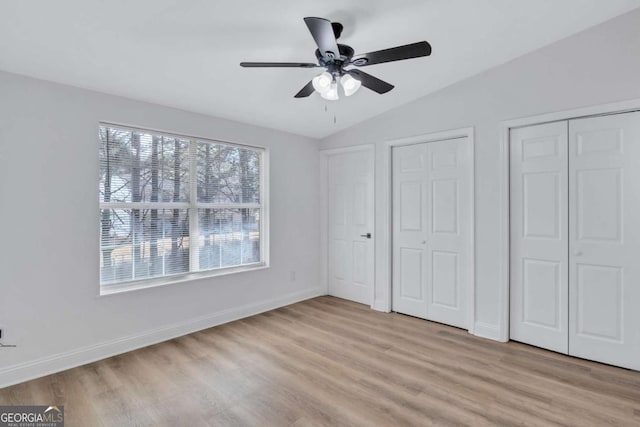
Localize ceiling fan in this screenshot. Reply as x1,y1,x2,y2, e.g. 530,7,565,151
240,17,432,100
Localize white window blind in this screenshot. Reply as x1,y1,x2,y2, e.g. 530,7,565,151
99,124,265,288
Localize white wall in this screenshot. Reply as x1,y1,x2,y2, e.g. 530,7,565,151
0,71,322,387
320,10,640,340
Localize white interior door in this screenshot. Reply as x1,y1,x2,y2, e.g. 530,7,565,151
392,137,472,329
327,149,374,305
568,112,640,370
510,122,569,354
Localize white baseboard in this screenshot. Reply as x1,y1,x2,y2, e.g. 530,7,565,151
473,321,507,342
0,287,325,389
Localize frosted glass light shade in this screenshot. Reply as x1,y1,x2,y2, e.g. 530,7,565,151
321,82,339,100
340,74,361,96
312,72,332,93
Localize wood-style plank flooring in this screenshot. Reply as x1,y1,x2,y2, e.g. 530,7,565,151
2,296,640,426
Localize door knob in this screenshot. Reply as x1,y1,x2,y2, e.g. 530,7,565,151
360,233,372,239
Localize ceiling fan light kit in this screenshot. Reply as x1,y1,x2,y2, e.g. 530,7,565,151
313,73,362,99
240,17,432,100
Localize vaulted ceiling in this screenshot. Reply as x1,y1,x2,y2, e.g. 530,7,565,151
1,0,638,138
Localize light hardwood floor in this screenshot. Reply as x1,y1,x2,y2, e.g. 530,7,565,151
2,296,640,426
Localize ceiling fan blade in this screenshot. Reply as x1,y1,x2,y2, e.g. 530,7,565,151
294,81,315,98
347,69,394,94
240,62,319,68
304,17,340,61
351,41,432,66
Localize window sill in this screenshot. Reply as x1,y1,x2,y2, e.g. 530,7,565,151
98,262,269,296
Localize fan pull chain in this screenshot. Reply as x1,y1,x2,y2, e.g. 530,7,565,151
323,103,336,124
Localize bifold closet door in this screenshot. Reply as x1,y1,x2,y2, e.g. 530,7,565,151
568,112,640,371
392,138,472,329
510,122,569,354
393,142,429,318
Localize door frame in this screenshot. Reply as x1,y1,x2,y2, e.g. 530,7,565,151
499,97,640,342
384,127,476,333
320,144,376,308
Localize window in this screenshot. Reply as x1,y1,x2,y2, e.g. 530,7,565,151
99,124,266,292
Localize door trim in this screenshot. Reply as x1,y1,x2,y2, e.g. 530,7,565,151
383,127,476,334
320,144,376,308
499,97,640,343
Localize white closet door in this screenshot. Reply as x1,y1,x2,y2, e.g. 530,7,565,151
328,149,375,305
427,138,472,328
393,138,472,329
510,122,569,354
568,112,640,370
393,143,429,318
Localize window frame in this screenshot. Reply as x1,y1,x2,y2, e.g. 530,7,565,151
98,122,270,296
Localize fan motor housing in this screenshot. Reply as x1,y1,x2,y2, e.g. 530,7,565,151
316,44,355,66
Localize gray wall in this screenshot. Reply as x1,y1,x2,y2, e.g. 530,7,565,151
320,9,640,338
0,71,321,386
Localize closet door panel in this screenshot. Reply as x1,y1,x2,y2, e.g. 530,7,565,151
392,143,429,318
510,122,569,354
426,138,472,329
569,112,640,370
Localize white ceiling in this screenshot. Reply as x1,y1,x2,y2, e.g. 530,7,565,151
1,1,639,139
